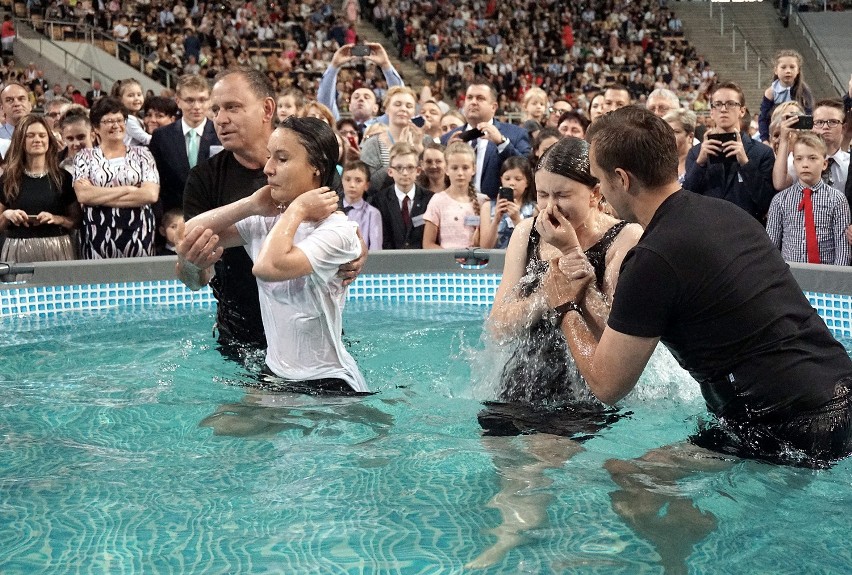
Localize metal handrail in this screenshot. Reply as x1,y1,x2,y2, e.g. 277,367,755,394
33,18,179,90
707,5,771,90
14,18,117,87
794,12,846,96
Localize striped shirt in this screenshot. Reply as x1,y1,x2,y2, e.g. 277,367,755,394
766,180,851,265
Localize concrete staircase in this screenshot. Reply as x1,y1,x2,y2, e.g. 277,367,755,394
671,1,841,110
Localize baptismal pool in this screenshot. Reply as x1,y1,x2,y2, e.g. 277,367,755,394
2,296,852,574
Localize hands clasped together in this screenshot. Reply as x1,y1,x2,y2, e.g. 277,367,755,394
534,205,594,312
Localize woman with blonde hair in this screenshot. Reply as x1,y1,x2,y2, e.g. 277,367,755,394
359,86,423,190
662,108,696,184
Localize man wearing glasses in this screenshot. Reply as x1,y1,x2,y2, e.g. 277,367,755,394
43,97,71,145
684,82,776,221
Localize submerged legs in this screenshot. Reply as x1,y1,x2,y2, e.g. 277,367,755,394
605,443,731,575
467,434,583,569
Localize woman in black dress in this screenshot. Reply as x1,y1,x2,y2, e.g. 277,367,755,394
469,137,643,568
0,114,80,277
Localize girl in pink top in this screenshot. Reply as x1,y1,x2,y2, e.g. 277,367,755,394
423,142,488,249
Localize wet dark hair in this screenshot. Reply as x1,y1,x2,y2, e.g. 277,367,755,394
279,116,339,189
536,136,599,188
585,105,678,189
90,96,127,127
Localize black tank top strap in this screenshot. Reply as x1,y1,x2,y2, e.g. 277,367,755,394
584,220,628,289
526,222,542,264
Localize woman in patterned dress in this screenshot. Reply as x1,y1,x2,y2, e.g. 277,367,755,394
73,97,160,259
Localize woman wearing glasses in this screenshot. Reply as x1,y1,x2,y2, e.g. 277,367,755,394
0,114,81,275
73,97,160,259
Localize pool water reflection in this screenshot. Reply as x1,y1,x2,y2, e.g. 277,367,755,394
1,302,850,573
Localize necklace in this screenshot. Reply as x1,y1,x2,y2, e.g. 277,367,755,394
24,169,48,178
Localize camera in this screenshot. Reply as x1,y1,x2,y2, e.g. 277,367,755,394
410,115,426,128
459,128,484,142
792,115,813,130
498,187,514,201
351,44,371,58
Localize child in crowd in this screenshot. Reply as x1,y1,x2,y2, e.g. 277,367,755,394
766,132,850,266
521,87,548,125
479,156,537,249
111,78,150,147
276,88,305,124
58,105,94,175
423,142,488,249
341,161,382,251
369,142,434,249
181,117,367,393
157,208,184,256
758,50,813,142
417,142,447,194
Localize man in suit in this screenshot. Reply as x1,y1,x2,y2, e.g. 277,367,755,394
369,142,434,249
683,82,775,221
441,81,531,199
149,74,220,213
85,80,103,108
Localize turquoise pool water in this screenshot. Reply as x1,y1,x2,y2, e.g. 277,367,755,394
1,301,851,574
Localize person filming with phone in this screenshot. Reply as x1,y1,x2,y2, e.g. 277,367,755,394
441,80,532,200
683,82,776,221
317,42,404,130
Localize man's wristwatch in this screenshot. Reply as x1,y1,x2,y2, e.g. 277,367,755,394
554,300,582,315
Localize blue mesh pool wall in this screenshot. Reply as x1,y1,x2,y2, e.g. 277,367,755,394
1,252,851,339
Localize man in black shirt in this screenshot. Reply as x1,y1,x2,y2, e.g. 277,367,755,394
177,68,364,352
553,106,852,464
546,105,852,572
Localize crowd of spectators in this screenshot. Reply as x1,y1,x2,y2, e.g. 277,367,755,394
363,0,719,117
32,0,386,103
1,0,851,272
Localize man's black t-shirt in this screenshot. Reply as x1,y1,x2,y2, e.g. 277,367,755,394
184,150,267,348
609,190,852,421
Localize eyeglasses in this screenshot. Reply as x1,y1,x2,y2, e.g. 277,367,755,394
813,119,843,128
100,118,125,126
390,165,417,173
46,112,62,118
710,100,742,110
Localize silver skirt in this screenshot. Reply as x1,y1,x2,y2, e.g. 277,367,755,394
0,234,78,281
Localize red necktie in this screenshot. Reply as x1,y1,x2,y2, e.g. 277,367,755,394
797,187,821,264
401,195,411,229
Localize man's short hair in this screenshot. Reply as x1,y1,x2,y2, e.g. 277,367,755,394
468,78,498,103
647,88,680,109
712,81,746,107
176,74,210,96
389,142,420,162
214,66,275,101
585,106,679,189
